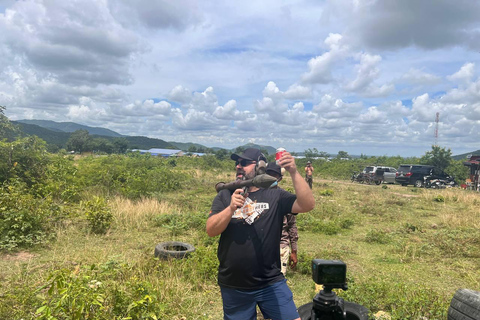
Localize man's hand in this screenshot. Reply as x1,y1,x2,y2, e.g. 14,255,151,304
289,251,297,269
278,151,297,174
230,188,247,210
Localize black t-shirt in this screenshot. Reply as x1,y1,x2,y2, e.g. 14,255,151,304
209,188,297,290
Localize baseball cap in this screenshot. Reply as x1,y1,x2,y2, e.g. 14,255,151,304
266,161,282,176
231,148,264,162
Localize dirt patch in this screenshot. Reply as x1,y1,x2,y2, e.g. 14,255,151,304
2,251,36,261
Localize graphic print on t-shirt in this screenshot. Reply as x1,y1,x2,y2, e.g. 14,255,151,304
232,197,269,225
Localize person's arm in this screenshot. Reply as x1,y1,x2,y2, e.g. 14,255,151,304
206,189,245,237
287,215,298,268
279,152,315,213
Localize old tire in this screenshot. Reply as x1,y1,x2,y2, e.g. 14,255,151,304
154,241,195,260
298,301,369,320
414,179,423,188
448,288,480,320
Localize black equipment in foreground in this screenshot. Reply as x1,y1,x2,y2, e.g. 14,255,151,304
297,259,369,320
215,174,278,193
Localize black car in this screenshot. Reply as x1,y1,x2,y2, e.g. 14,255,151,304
395,164,450,187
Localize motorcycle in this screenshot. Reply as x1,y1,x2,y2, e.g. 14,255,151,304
424,175,457,189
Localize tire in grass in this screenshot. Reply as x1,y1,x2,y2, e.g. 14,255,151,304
297,301,369,320
154,241,195,260
448,288,480,320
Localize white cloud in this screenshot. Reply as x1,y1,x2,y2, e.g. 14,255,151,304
301,33,349,84
400,68,441,85
213,99,250,120
2,0,480,156
284,84,311,100
448,62,475,83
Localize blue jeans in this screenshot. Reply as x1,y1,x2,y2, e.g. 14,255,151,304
220,279,299,320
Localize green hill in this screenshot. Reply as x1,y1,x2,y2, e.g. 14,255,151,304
124,136,174,150
17,120,123,137
240,143,276,156
168,141,211,151
452,150,480,161
13,121,70,147
13,121,175,151
13,119,277,154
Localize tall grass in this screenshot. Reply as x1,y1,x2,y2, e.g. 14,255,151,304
111,197,184,230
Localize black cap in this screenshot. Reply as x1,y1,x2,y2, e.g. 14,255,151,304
231,148,264,162
266,161,282,176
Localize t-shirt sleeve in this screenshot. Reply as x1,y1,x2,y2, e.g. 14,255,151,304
278,188,297,215
209,189,231,217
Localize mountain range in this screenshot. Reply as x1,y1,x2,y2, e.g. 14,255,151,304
14,119,477,158
13,120,277,154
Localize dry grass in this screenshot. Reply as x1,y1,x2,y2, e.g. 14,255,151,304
110,197,184,230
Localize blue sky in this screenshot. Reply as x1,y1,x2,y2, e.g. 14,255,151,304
1,0,480,156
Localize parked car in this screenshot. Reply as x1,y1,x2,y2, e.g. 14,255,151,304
382,167,397,184
395,164,450,187
357,166,397,185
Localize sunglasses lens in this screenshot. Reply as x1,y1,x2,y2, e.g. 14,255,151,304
236,159,252,166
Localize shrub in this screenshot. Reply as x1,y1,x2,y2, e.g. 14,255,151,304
83,196,113,234
365,230,392,244
0,179,59,250
319,189,334,196
36,268,106,319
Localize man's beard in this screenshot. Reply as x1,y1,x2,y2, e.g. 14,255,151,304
236,168,255,180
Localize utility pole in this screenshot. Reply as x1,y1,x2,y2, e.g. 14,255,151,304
434,112,439,146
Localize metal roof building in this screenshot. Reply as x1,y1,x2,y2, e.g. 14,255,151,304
131,148,183,157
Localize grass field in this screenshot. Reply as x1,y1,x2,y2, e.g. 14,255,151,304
1,167,479,319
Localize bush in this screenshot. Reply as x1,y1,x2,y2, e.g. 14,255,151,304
365,230,392,244
83,196,113,234
0,179,60,250
319,189,334,196
74,155,192,199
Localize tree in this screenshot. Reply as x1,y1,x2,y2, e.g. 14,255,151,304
112,137,129,154
337,151,349,159
215,148,229,160
90,137,114,154
420,145,452,171
304,148,320,158
0,106,17,139
318,151,330,159
66,130,91,153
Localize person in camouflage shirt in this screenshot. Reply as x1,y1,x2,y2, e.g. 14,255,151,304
266,162,299,276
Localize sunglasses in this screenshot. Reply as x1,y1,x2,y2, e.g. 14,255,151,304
235,159,256,167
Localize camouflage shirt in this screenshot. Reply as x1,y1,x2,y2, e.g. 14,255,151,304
280,213,298,251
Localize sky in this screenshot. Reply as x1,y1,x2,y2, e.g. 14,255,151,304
1,0,480,157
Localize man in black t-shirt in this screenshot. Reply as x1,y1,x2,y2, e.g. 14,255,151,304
207,148,315,320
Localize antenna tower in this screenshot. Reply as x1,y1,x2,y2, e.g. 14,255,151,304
434,112,439,146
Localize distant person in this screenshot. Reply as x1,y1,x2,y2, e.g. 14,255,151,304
266,162,299,276
305,161,314,189
206,148,315,320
